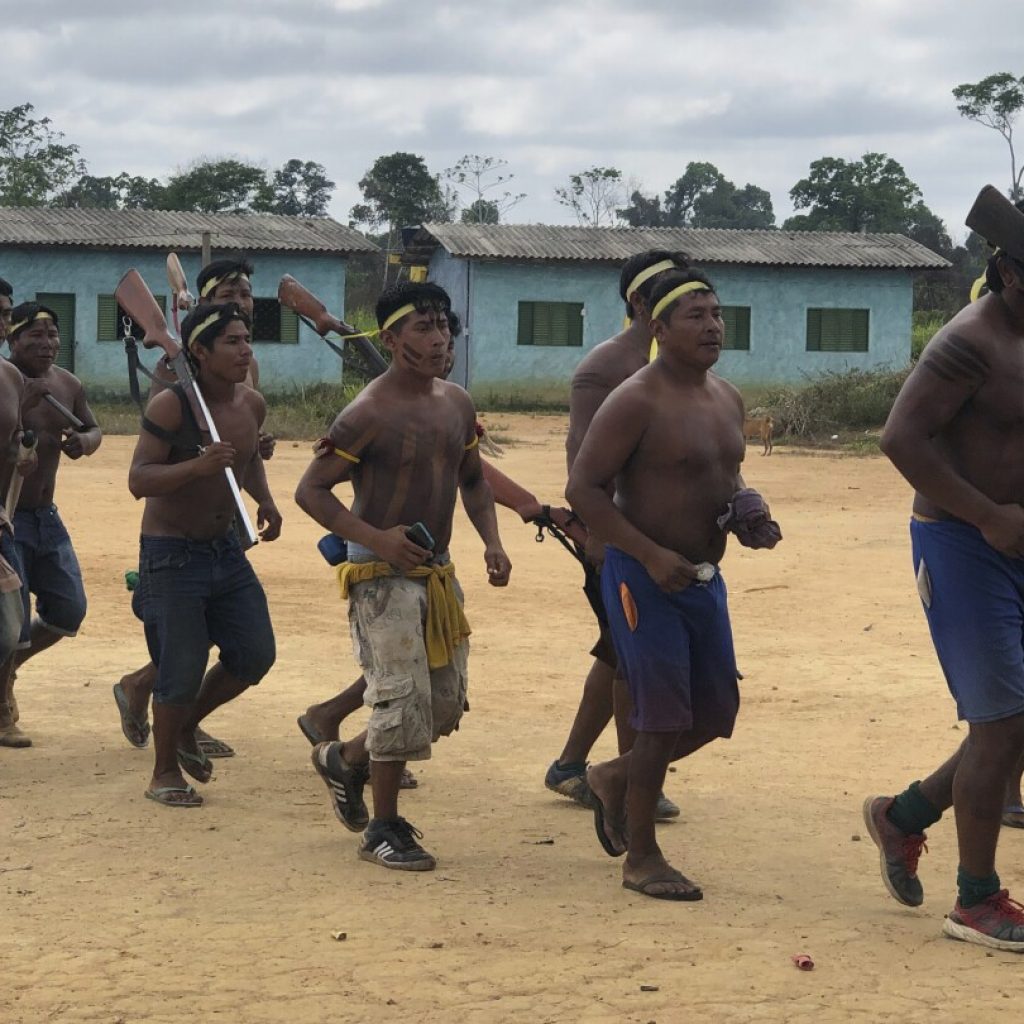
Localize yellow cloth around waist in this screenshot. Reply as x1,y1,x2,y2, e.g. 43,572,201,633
336,560,471,670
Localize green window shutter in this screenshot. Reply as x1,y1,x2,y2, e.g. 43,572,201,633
807,308,869,352
97,295,118,341
279,307,299,343
516,301,583,347
721,306,751,351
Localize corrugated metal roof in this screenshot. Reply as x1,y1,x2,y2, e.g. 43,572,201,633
0,207,378,255
412,223,949,270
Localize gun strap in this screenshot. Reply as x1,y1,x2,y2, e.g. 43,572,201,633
124,336,159,411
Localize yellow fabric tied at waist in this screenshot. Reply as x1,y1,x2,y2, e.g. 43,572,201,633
336,560,471,670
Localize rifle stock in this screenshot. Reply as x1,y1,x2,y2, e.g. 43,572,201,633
166,253,195,312
115,270,180,354
278,275,388,377
5,430,36,517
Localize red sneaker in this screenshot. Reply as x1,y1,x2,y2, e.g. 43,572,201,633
862,796,927,906
943,889,1024,952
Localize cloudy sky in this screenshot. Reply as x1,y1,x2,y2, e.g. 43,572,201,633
4,0,1021,240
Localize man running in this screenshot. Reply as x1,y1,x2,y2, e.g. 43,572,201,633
128,301,279,807
3,303,102,743
113,258,275,758
863,195,1024,951
546,250,688,822
567,267,780,900
295,281,510,870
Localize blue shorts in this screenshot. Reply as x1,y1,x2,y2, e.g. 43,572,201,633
13,505,87,642
0,527,25,656
911,518,1024,723
139,533,276,706
600,545,739,736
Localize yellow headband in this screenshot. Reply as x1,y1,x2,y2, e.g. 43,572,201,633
381,303,417,332
8,310,53,336
200,272,250,298
186,311,228,349
625,259,677,301
651,281,711,322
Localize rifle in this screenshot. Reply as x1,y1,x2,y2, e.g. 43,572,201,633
481,460,588,562
5,430,36,517
43,394,86,431
166,253,196,335
277,274,388,376
114,269,259,548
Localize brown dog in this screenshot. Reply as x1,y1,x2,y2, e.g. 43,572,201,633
743,414,774,456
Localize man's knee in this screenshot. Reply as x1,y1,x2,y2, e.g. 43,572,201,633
221,631,276,686
968,715,1024,765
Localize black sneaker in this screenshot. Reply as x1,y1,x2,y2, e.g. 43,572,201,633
359,817,436,871
311,742,369,832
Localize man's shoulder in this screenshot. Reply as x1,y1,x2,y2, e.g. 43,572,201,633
0,358,21,387
50,366,84,393
572,336,639,389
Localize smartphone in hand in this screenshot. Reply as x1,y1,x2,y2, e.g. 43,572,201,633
405,521,435,552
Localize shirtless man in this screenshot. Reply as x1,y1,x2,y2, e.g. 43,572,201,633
114,258,275,758
128,302,279,806
295,281,510,869
2,304,102,744
546,251,687,820
0,314,36,746
863,218,1024,949
567,268,780,900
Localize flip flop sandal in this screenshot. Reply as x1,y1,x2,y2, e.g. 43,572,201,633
145,785,203,808
177,745,214,784
622,869,703,901
400,767,418,789
112,682,150,749
296,713,327,747
1003,804,1024,829
195,727,235,759
591,792,627,858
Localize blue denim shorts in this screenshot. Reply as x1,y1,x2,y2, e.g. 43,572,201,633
139,533,276,706
601,545,739,737
911,518,1024,723
13,505,87,643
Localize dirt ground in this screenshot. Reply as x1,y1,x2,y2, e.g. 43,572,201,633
2,416,1020,1024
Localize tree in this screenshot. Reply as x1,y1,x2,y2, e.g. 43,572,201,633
256,159,334,217
349,152,451,232
554,166,623,227
0,103,86,206
784,152,927,233
953,72,1024,201
618,163,775,229
461,198,500,224
444,154,525,224
162,158,269,214
57,172,165,210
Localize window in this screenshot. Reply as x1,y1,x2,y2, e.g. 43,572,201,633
806,308,869,352
517,301,584,347
35,292,75,372
720,305,751,351
251,298,299,343
97,294,166,342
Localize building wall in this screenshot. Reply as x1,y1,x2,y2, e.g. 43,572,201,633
427,249,470,387
0,247,349,391
453,258,915,393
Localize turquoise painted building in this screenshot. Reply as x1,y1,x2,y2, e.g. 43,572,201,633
403,224,949,392
0,208,377,391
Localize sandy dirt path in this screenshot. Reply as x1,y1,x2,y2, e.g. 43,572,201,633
2,418,1019,1023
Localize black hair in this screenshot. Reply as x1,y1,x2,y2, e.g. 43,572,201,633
0,277,12,300
8,301,59,339
196,258,255,298
181,301,251,354
375,281,452,330
447,310,462,339
647,268,717,323
619,250,690,318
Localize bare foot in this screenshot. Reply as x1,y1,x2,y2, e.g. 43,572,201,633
587,762,628,855
177,731,214,784
622,851,702,900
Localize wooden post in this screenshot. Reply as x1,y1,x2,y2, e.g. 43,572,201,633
201,231,212,267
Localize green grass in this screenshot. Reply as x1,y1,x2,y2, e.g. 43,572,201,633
911,311,945,361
